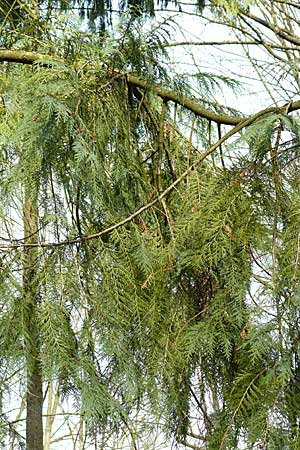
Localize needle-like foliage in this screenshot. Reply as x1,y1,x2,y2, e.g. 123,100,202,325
1,2,300,450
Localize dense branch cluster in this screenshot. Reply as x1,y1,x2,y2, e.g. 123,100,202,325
0,1,300,450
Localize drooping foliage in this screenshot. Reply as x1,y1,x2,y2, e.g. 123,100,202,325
1,1,300,450
0,15,221,448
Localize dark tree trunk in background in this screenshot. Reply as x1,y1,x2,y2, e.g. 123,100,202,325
23,190,43,450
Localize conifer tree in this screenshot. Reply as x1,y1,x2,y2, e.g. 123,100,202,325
0,1,300,449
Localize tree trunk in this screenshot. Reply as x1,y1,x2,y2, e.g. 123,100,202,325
23,191,43,450
26,363,43,450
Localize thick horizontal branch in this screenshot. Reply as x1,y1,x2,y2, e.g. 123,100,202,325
0,48,244,125
0,49,60,64
2,48,300,126
1,49,300,251
126,73,300,122
125,72,243,125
